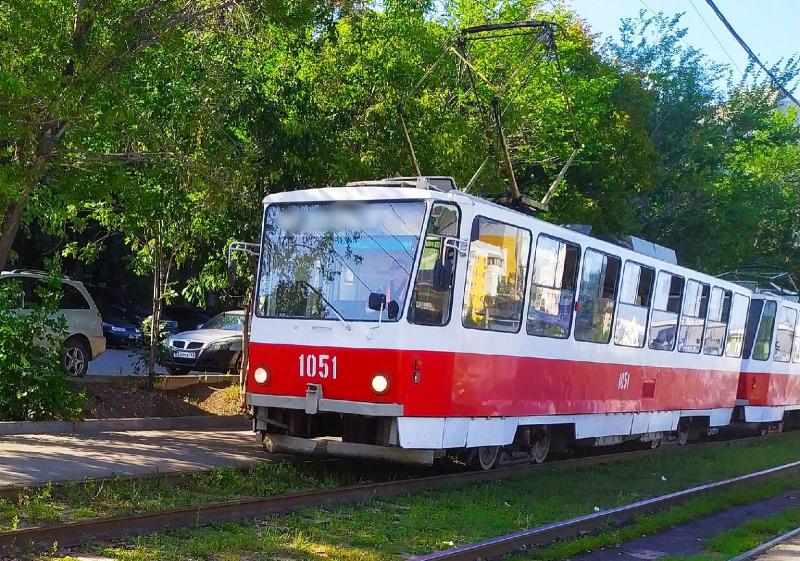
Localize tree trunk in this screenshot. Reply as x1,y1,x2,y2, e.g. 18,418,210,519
147,246,163,390
0,200,26,271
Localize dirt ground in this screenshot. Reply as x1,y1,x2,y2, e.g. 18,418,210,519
82,381,242,418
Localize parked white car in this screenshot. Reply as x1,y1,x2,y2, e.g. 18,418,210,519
0,270,106,377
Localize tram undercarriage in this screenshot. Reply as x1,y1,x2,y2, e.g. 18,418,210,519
251,405,726,469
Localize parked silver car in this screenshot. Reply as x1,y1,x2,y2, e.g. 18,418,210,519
1,269,106,377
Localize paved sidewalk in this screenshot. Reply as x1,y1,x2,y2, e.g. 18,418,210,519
0,429,266,487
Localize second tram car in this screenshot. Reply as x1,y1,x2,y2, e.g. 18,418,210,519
736,294,800,428
245,176,752,468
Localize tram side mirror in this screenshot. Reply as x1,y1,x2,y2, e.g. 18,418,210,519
368,292,387,312
387,300,400,320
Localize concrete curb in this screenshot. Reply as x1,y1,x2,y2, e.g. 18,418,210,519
0,414,249,436
78,374,239,390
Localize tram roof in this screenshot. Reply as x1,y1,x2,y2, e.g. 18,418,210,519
263,185,750,295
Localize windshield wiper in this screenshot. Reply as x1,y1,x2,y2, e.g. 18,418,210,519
300,281,352,331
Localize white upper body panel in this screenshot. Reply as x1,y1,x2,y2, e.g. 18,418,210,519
254,184,750,373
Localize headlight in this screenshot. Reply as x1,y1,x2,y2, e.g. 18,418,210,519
371,374,389,394
253,367,269,384
207,340,234,352
111,326,127,333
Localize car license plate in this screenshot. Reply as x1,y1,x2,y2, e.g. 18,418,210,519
174,351,196,359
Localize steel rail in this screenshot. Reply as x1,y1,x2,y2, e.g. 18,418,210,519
727,526,800,561
0,435,778,551
413,460,800,561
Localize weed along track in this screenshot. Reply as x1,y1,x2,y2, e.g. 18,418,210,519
0,434,796,553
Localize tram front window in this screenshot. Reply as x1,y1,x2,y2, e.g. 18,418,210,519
257,201,426,322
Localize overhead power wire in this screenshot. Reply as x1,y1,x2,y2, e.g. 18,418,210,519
685,0,742,75
703,0,800,106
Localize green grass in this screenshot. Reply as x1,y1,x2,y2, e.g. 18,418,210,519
512,476,799,561
663,507,800,561
0,460,402,531
23,432,800,561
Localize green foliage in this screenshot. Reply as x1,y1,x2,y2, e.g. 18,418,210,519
0,277,84,421
3,1,799,303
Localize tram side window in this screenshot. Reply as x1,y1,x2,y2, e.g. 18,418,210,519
753,300,777,361
408,203,461,326
574,249,621,343
725,293,750,358
703,287,731,356
462,217,531,333
773,306,797,363
677,280,709,354
527,235,579,339
741,299,764,360
648,272,684,351
614,262,654,348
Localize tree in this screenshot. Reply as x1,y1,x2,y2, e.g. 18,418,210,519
0,0,328,270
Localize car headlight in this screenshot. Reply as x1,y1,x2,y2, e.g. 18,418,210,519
207,339,236,352
371,374,389,394
253,367,269,384
111,326,127,333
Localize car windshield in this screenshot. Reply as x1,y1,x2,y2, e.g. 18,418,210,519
203,312,244,331
257,200,427,322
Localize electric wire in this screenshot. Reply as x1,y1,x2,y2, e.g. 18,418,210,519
703,0,799,106
685,0,742,75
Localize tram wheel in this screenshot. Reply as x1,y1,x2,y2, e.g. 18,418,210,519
531,429,551,464
476,445,500,470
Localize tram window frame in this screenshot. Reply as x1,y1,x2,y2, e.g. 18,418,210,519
461,215,532,334
574,248,622,344
255,199,428,323
725,293,750,358
614,260,655,348
648,271,685,352
773,305,797,363
407,202,462,328
526,234,581,340
752,300,777,361
703,287,731,356
677,279,710,354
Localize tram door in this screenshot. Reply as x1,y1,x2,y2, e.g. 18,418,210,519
407,203,461,326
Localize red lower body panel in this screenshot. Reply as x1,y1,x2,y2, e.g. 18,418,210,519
248,342,739,418
738,372,800,406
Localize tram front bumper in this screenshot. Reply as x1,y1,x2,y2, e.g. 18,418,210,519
246,387,403,417
261,433,434,465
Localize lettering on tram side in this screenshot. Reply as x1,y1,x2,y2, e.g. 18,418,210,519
618,371,630,391
299,353,338,379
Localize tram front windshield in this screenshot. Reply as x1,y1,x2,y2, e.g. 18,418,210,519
257,200,427,322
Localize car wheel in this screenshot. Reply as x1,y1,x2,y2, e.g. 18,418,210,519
165,366,191,376
61,338,89,378
230,353,243,375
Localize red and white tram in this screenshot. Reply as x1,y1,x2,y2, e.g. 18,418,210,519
736,294,800,428
245,177,752,467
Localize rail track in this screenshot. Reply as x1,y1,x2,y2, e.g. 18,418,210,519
727,526,800,561
0,433,784,552
413,460,800,561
